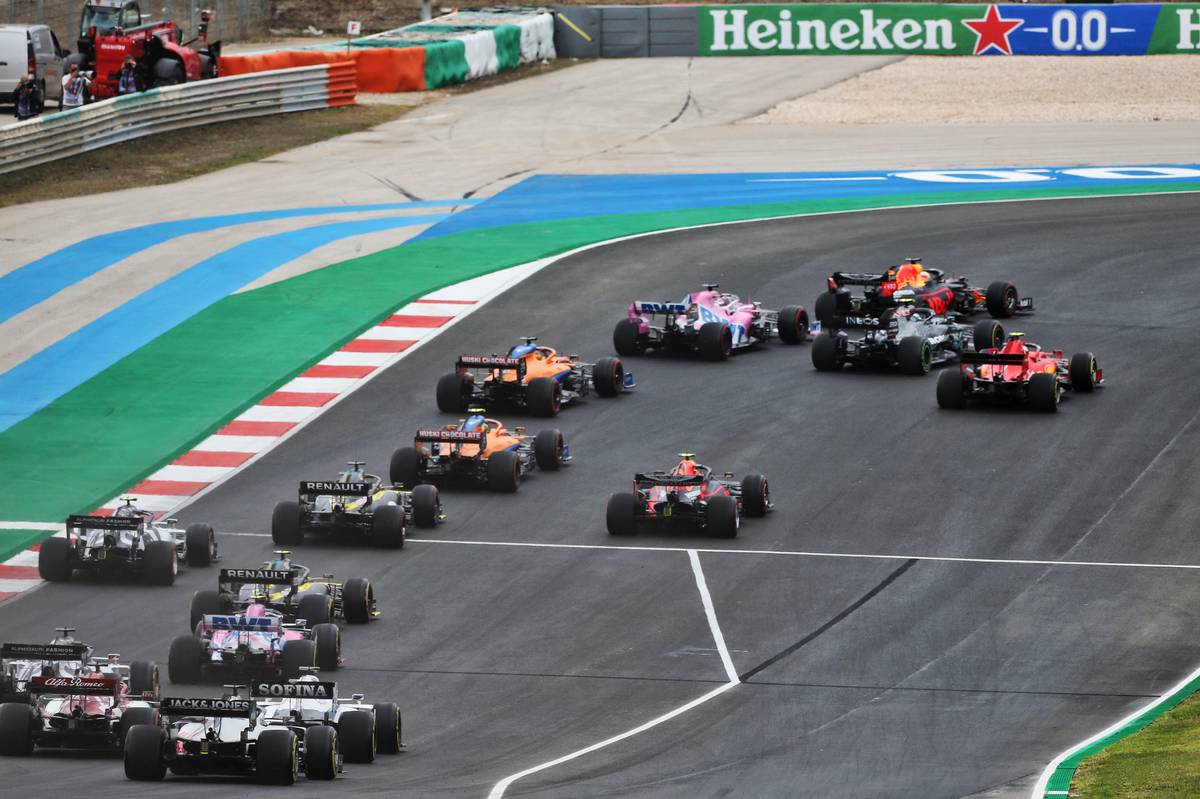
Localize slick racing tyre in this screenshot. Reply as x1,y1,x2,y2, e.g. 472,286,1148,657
592,357,625,397
436,372,472,413
341,577,373,624
37,535,73,582
280,640,317,680
698,322,732,361
256,729,299,785
1028,373,1061,413
741,474,770,517
1070,352,1099,392
811,333,843,372
488,450,521,493
118,706,159,749
128,661,160,698
189,589,224,630
936,369,970,409
340,709,375,763
313,623,341,672
123,724,166,781
534,429,564,471
973,319,1005,352
813,292,839,327
898,336,932,376
272,501,303,546
985,281,1020,318
374,702,402,754
0,703,34,756
707,495,739,539
606,493,637,536
304,725,338,780
777,305,809,344
527,377,562,417
412,484,440,528
298,593,333,626
143,540,177,587
371,505,406,549
613,318,646,356
389,447,421,488
168,635,204,684
184,523,215,567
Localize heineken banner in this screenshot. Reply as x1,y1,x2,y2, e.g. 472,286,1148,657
700,3,1200,56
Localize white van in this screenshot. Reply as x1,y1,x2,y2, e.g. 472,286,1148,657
0,24,67,106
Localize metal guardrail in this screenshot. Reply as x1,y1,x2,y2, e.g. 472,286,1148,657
0,62,356,176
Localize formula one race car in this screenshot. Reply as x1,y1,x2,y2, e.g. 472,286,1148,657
614,284,810,361
936,333,1103,412
606,454,771,538
189,551,378,630
437,337,633,416
812,298,1006,375
39,498,217,586
0,654,160,755
252,675,401,762
168,610,341,683
1,628,92,703
815,258,1033,327
390,412,570,493
272,462,442,549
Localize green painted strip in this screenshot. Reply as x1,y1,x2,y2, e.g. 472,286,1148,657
494,24,523,72
0,530,49,564
423,39,470,88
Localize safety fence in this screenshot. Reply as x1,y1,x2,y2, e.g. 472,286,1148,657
0,61,355,175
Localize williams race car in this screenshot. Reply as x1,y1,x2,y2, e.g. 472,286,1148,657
606,454,771,538
39,498,217,586
1,628,92,703
812,298,1006,375
437,337,633,416
390,412,570,493
936,332,1103,412
252,675,401,762
272,461,442,549
614,283,810,361
168,609,341,683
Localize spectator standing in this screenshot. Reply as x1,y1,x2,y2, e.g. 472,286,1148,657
116,55,143,96
61,63,91,110
13,75,42,121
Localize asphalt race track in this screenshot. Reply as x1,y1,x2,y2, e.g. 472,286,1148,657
3,193,1199,798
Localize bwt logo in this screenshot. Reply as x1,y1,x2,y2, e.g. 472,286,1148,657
637,302,688,315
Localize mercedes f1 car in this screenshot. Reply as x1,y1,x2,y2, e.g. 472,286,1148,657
606,454,771,538
936,332,1103,412
390,412,570,493
814,258,1033,327
613,284,810,361
1,628,92,703
812,298,1006,375
168,610,341,683
39,499,217,586
252,675,401,763
189,551,378,630
272,462,442,549
437,337,633,416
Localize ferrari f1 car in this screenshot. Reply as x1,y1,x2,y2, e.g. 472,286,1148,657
252,675,401,762
39,498,217,586
438,337,633,416
272,461,442,549
1,628,92,703
606,454,771,538
168,610,341,683
390,412,570,493
812,298,1006,375
613,284,810,361
936,332,1103,412
0,654,160,755
814,258,1033,327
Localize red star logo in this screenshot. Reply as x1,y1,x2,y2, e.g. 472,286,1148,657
962,5,1023,55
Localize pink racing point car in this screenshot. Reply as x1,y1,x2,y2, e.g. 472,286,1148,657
613,283,811,361
167,609,340,684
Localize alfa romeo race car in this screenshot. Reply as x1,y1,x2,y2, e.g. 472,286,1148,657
814,258,1033,326
253,675,402,762
606,454,771,538
390,412,570,493
613,284,810,361
168,610,341,683
272,462,442,549
39,498,217,586
936,332,1103,412
437,337,633,416
812,298,1006,375
1,628,92,703
188,552,378,630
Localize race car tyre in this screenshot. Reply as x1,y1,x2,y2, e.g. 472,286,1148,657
1070,352,1099,393
412,484,440,528
389,447,421,488
298,593,333,626
0,703,34,756
698,322,732,361
778,305,809,344
304,724,338,780
534,429,564,471
593,357,625,397
167,635,204,684
814,292,839,327
707,495,739,539
314,623,341,672
189,589,224,631
488,450,522,493
37,535,72,582
342,577,373,624
257,728,299,785
613,318,646,356
527,377,562,417
118,706,159,748
936,369,970,409
129,661,159,698
811,333,843,372
340,709,375,763
436,372,472,413
123,724,166,780
184,523,215,567
1029,373,1061,413
741,474,770,518
985,281,1020,318
281,639,317,680
144,540,177,586
374,702,402,754
606,493,638,536
272,501,304,546
973,319,1005,352
371,504,406,549
898,336,932,376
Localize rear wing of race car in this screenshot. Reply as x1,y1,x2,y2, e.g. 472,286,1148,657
829,272,885,288
415,429,485,445
28,675,121,696
202,615,282,634
299,481,372,498
632,301,689,316
219,568,295,587
251,681,336,700
1,643,89,662
633,473,706,488
65,514,141,532
456,355,526,379
161,696,256,718
828,313,896,331
961,352,1027,366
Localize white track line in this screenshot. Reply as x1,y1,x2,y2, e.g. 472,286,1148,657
688,550,738,683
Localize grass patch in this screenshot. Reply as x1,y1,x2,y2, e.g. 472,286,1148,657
1071,694,1200,798
0,103,412,209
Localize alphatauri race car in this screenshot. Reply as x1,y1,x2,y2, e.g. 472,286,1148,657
1,628,92,703
606,454,771,538
437,337,633,416
614,284,810,361
252,675,401,763
168,609,341,683
390,412,570,493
